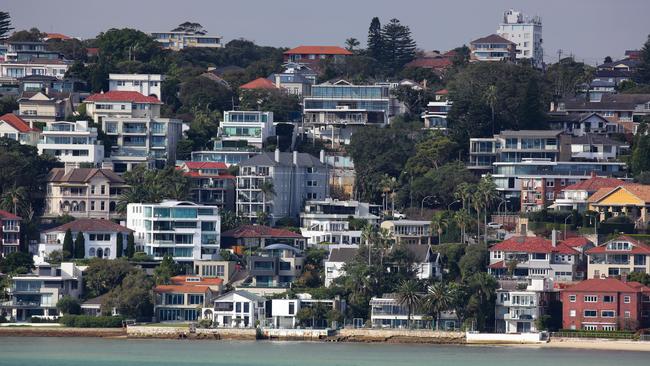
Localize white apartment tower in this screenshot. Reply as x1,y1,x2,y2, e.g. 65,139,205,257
496,9,543,68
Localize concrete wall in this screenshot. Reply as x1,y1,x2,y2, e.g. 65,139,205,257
466,332,546,344
127,325,257,340
337,328,465,343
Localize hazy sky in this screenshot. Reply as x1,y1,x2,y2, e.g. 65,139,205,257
4,0,650,65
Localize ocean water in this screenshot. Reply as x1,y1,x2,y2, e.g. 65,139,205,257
0,337,646,366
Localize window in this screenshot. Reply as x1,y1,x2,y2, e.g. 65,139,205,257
584,310,597,317
624,296,631,303
569,309,576,317
625,311,631,318
289,303,295,315
189,294,204,305
602,325,616,331
569,295,576,302
582,325,597,331
603,295,615,303
601,310,615,318
244,302,250,313
584,295,597,302
235,302,241,312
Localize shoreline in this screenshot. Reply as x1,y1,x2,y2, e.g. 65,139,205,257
1,326,649,352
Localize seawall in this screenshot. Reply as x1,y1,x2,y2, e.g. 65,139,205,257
331,329,465,344
0,327,125,338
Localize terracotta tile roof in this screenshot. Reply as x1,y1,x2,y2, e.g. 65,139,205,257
562,174,628,192
45,218,132,233
183,171,235,179
489,260,506,269
471,34,515,45
86,47,99,56
563,278,650,293
183,162,228,170
85,91,161,104
435,89,449,95
284,46,352,56
0,113,39,133
170,276,223,286
240,77,278,90
586,235,650,255
588,184,650,204
0,209,21,220
490,236,579,255
48,168,126,184
45,33,71,40
154,285,211,294
405,57,453,70
222,225,304,239
560,237,593,248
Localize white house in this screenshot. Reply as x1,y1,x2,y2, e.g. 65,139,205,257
0,59,70,80
108,74,164,99
0,113,39,146
324,246,358,287
271,293,345,328
38,120,104,165
495,277,559,333
496,9,543,68
300,198,381,246
220,110,275,149
203,290,266,328
151,31,223,51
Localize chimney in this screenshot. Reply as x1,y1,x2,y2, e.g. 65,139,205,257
274,148,281,163
293,150,298,166
621,272,628,282
319,149,326,164
551,230,557,247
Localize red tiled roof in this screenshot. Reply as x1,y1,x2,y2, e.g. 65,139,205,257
435,89,449,95
85,91,161,104
562,174,628,192
240,77,278,90
284,46,352,56
0,209,21,220
183,162,228,170
586,235,650,255
489,260,505,269
45,219,132,233
405,57,453,70
471,34,515,45
170,276,223,286
183,171,235,179
560,237,593,248
0,113,39,133
45,33,71,40
222,225,304,239
490,236,579,255
154,285,211,294
563,278,650,293
86,47,99,56
588,184,650,204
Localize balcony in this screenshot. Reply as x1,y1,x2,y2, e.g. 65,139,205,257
123,127,147,134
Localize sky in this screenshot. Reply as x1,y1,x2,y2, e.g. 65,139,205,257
4,0,650,65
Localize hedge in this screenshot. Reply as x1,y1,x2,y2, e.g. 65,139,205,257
59,315,125,328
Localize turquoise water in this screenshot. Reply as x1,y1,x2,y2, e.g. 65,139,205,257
0,337,646,366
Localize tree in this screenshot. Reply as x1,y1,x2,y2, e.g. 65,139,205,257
0,96,18,115
56,295,81,315
380,19,416,72
0,185,27,218
603,56,613,64
367,17,383,62
404,133,458,176
637,35,650,84
116,234,124,258
154,254,179,285
0,12,12,40
395,279,421,329
424,282,455,330
466,272,497,331
126,232,136,259
45,250,69,265
62,229,74,260
238,89,301,121
345,38,360,52
0,251,34,274
430,212,449,245
459,244,488,280
172,22,206,35
259,180,275,220
8,27,45,42
118,166,190,212
627,271,650,286
545,57,593,100
74,231,86,259
96,28,163,64
103,269,153,319
453,209,472,245
632,123,650,176
391,85,433,118
83,258,134,299
183,107,221,154
410,162,477,210
178,76,233,115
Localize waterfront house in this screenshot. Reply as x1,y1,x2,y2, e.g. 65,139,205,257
247,244,304,288
586,235,650,279
370,293,458,330
154,275,223,322
324,246,359,287
204,290,266,328
561,278,650,331
495,277,559,333
271,293,345,328
0,209,22,257
380,220,432,246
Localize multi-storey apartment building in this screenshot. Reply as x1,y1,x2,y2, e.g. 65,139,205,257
38,120,104,165
177,161,236,212
0,113,39,146
586,236,650,279
108,73,163,99
0,59,70,81
220,110,275,149
469,34,516,62
421,89,452,130
204,290,266,328
3,41,62,62
84,90,182,170
247,244,304,288
126,201,220,262
300,198,381,246
562,278,650,331
283,46,351,71
380,220,432,246
191,140,261,167
496,9,543,68
45,167,129,220
0,210,22,257
488,235,580,281
495,278,558,333
236,150,328,224
302,80,391,145
151,31,223,51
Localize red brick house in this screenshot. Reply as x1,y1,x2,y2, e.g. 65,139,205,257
561,278,650,331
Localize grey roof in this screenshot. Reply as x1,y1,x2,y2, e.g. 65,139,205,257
48,168,126,184
470,34,514,45
327,247,359,263
590,80,616,87
215,290,265,302
262,243,301,252
403,244,433,262
82,293,109,306
562,94,650,111
570,134,626,146
497,130,564,137
239,151,325,168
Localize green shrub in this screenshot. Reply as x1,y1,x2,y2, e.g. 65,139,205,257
59,315,125,328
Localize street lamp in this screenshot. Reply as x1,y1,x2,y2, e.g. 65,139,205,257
497,198,508,216
447,200,461,212
421,195,435,217
564,213,573,240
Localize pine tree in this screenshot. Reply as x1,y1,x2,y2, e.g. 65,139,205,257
74,232,85,259
381,18,416,73
126,232,136,258
638,35,650,84
62,229,73,260
0,12,13,40
632,122,650,176
116,233,124,258
367,17,383,62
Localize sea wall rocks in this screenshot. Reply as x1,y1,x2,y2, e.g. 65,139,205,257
334,329,466,344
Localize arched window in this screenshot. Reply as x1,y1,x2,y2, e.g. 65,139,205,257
71,201,79,212
89,248,96,257
96,248,103,258
109,201,116,212
79,201,86,212
104,248,110,258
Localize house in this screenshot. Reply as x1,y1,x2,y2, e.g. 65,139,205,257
203,290,266,328
324,154,356,199
370,293,459,330
240,77,278,91
247,244,304,288
151,31,222,51
587,184,650,228
554,94,650,134
221,225,305,252
567,134,627,162
469,34,516,62
324,246,359,287
191,139,261,167
154,276,223,322
404,54,453,75
271,293,345,328
0,58,70,81
488,235,580,281
45,167,129,220
37,218,132,261
193,259,237,284
126,201,220,262
177,161,236,212
38,120,105,165
83,90,182,170
552,173,629,212
496,9,543,67
586,235,650,279
18,91,76,124
236,150,329,224
300,198,381,246
421,89,452,130
3,41,62,62
495,277,559,333
380,220,432,246
220,110,275,149
18,74,83,94
0,262,83,322
108,74,163,99
303,80,392,145
0,113,39,146
268,62,317,96
0,210,22,257
80,294,114,317
561,278,650,331
547,112,622,136
283,46,352,71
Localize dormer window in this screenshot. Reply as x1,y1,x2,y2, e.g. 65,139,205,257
606,241,631,251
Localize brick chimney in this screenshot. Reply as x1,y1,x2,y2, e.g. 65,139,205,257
551,229,558,247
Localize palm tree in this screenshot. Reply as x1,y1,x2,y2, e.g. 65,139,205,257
424,282,455,330
396,280,422,329
471,190,484,245
483,85,498,134
361,224,378,265
0,185,27,217
453,209,471,244
478,175,498,242
377,227,394,267
345,37,360,52
454,182,472,211
468,272,498,330
430,212,448,244
259,180,275,220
